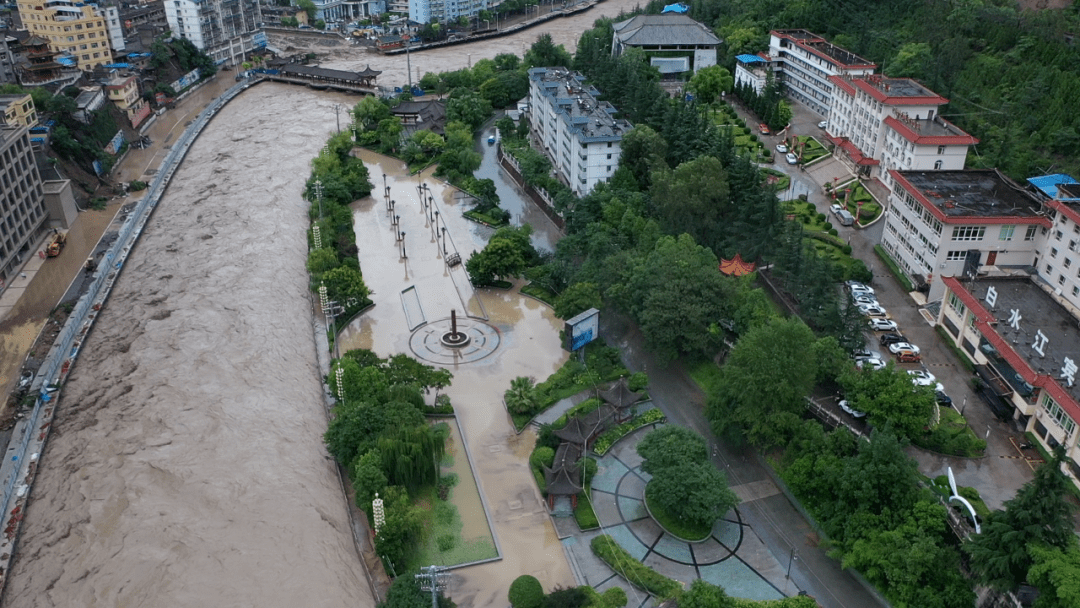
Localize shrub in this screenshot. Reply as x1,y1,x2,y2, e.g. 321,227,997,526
627,372,648,392
817,212,827,222
601,587,627,608
580,457,597,485
531,446,556,469
509,575,545,608
437,534,456,551
128,180,148,191
842,244,852,255
590,535,682,599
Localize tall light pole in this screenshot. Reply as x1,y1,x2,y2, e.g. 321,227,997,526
333,103,342,132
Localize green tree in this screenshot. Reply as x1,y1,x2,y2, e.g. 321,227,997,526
379,573,455,608
352,449,388,508
887,42,933,80
446,89,493,130
375,487,426,584
686,65,734,103
524,33,572,68
636,425,708,474
647,461,739,529
321,265,370,306
306,247,339,276
708,317,817,447
296,0,317,21
554,282,601,320
967,450,1076,590
353,96,391,131
837,363,935,439
618,125,668,190
508,574,544,608
649,155,729,246
678,580,737,608
1027,542,1080,608
504,376,539,416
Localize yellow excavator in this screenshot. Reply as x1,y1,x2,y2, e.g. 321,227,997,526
46,231,67,257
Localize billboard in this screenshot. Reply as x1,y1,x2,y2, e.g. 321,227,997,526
564,308,599,352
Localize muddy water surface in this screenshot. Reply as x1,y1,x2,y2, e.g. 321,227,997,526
3,83,375,607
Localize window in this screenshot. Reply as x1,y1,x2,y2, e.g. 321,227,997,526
952,226,985,241
938,145,946,154
934,160,943,169
1026,225,1038,241
947,250,966,261
1052,248,1060,258
1043,393,1077,436
1057,230,1065,240
1047,264,1054,274
1067,259,1074,269
948,292,966,316
1059,274,1066,285
1000,225,1015,241
1073,286,1079,296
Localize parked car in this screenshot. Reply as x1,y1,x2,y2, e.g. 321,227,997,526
852,348,882,360
759,123,771,135
785,152,799,165
908,369,937,386
839,400,867,418
935,390,953,406
859,304,889,318
889,342,921,355
831,203,844,215
834,208,855,226
896,350,922,363
879,332,907,346
868,318,898,332
818,120,828,129
775,143,788,154
852,293,878,306
856,357,886,371
896,350,921,363
845,281,874,295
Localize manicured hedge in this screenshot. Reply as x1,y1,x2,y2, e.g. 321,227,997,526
590,535,682,599
593,409,666,456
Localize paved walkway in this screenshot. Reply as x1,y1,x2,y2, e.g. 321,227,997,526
555,423,797,605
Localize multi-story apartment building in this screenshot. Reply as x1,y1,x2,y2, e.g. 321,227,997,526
762,29,875,116
165,0,261,64
827,74,977,184
0,124,46,284
0,34,18,85
0,93,37,128
527,67,632,197
105,73,149,127
102,4,124,53
880,169,1048,302
408,0,486,25
16,0,114,69
733,53,771,94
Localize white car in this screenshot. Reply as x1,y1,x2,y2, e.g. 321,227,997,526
786,152,799,165
831,203,844,215
818,120,828,129
856,357,886,371
853,294,878,306
846,281,875,295
839,400,867,418
868,318,898,332
907,370,937,385
776,143,789,154
889,342,921,355
859,304,888,318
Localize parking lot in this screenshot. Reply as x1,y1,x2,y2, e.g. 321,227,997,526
728,98,1038,510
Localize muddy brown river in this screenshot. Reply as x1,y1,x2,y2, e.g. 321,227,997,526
4,1,648,603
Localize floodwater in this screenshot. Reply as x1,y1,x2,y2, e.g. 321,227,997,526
271,0,649,89
475,129,561,252
3,83,375,607
336,149,575,605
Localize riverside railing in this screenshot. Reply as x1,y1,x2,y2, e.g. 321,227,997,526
0,77,255,588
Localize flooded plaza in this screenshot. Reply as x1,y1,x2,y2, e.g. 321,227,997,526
336,150,576,605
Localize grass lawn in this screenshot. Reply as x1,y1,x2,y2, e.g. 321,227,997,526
521,282,556,305
688,358,724,395
463,209,509,227
761,167,790,191
645,482,712,541
794,135,829,163
914,407,987,458
828,180,883,224
575,488,600,530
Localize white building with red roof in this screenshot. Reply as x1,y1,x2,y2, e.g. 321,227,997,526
938,274,1080,483
880,169,1050,301
765,30,876,116
827,74,978,184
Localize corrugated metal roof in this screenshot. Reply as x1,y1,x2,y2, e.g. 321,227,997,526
736,53,766,64
1028,174,1080,201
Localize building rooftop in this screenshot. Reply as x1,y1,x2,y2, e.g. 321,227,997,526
884,112,977,145
1029,174,1080,202
613,13,720,48
529,67,632,143
954,276,1080,403
847,74,947,105
771,29,875,69
892,170,1045,221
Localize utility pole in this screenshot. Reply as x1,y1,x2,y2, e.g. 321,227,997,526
333,103,342,132
415,565,449,608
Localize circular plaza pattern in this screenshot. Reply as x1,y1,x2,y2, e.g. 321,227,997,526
408,316,501,365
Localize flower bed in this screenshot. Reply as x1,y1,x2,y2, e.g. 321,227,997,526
592,409,666,456
590,535,683,599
